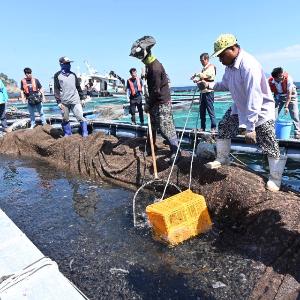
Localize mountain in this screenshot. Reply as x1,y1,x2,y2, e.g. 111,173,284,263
0,73,20,96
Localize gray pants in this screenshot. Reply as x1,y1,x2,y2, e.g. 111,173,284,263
218,108,280,159
278,100,300,135
61,103,86,123
149,102,178,152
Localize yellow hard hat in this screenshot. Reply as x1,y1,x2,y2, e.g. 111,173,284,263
211,34,237,57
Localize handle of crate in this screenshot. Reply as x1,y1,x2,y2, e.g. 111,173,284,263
147,113,158,179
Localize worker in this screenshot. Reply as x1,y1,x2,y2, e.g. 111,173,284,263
130,36,180,163
198,34,285,192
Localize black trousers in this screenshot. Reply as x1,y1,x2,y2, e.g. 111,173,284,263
200,92,216,130
130,100,144,124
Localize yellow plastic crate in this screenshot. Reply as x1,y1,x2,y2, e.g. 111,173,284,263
146,189,212,246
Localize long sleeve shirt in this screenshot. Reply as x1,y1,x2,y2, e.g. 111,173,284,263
208,49,275,131
146,59,171,105
54,71,84,105
0,80,8,104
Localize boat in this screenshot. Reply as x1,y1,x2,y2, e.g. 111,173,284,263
77,61,125,97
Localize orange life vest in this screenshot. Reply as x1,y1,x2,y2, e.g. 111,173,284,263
22,78,37,94
128,77,142,96
268,72,288,95
202,64,216,82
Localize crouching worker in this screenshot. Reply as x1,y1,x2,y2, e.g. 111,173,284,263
198,34,286,192
54,57,88,137
129,36,180,164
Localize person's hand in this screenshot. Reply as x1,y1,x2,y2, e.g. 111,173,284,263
197,80,208,90
42,97,46,103
21,97,26,104
245,131,257,144
58,103,63,110
144,103,150,113
284,106,289,115
81,100,86,108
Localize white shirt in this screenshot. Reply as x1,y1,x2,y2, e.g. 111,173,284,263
209,49,275,131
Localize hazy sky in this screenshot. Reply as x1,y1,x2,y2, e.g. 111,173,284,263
2,0,300,88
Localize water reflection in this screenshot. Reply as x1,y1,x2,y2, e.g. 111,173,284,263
70,179,100,219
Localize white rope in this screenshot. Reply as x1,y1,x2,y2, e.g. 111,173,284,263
160,89,199,200
189,110,200,190
0,256,90,299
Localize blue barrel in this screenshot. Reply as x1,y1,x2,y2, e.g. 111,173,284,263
275,120,293,139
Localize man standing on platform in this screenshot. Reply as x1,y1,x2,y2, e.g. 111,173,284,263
20,68,47,129
191,53,217,133
129,36,180,163
268,67,300,139
126,68,144,125
198,33,286,192
54,56,88,137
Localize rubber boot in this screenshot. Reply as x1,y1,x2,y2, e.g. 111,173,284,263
62,121,72,136
169,144,181,165
266,156,287,192
205,139,231,169
80,121,88,137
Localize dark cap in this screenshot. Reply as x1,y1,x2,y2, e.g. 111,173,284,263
59,56,74,64
129,36,156,58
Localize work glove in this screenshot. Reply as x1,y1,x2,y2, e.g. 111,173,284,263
197,80,208,90
245,131,257,144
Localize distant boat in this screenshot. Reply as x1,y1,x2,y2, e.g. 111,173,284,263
77,61,125,97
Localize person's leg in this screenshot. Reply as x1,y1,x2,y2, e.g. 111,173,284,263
205,108,239,169
0,103,8,130
146,105,158,155
199,93,206,131
36,102,47,125
129,101,136,124
61,104,72,136
277,100,284,116
72,103,88,137
256,120,285,191
27,103,36,128
206,92,217,131
137,101,144,124
157,103,179,157
288,101,300,137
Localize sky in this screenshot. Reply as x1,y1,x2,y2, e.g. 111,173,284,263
2,0,300,89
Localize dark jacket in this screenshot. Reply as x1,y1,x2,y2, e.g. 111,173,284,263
146,59,171,105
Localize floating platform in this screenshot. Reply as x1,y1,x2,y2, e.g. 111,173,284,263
0,209,88,299
3,115,300,160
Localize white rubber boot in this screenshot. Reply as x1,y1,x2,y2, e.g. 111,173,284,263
266,156,287,192
205,139,231,169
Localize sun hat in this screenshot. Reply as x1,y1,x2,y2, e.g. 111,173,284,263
59,56,74,64
211,34,237,57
